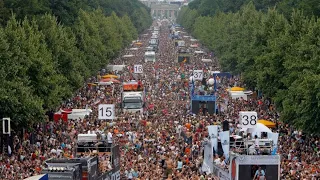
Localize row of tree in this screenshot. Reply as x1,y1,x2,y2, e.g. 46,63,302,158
177,2,320,134
0,0,152,128
187,0,320,18
0,0,152,33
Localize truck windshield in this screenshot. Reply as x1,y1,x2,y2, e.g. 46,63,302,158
123,98,143,109
145,55,155,61
150,39,157,44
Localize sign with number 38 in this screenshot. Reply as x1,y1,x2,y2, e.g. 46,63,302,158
239,111,258,129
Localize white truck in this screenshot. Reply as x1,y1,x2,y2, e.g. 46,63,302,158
144,51,156,62
121,81,145,114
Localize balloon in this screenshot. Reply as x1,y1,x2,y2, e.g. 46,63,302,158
208,78,215,85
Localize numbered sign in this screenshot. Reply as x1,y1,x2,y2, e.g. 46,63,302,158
134,65,143,73
239,111,258,128
2,118,10,134
193,70,203,80
98,104,115,120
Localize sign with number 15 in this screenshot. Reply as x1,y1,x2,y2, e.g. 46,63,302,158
98,104,115,120
239,111,258,129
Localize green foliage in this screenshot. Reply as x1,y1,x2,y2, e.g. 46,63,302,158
36,14,89,90
0,25,44,126
0,1,151,128
177,7,199,32
184,0,320,18
179,2,320,134
0,0,152,32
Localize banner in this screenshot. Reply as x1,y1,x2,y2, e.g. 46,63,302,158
201,139,213,174
268,132,279,154
112,145,121,171
219,131,230,159
267,132,279,147
207,125,218,155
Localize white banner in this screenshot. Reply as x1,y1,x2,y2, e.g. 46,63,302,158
268,132,279,154
267,132,279,147
201,139,213,174
208,125,218,154
219,131,230,159
236,155,280,165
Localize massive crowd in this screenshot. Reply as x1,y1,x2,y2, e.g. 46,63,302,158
0,20,319,180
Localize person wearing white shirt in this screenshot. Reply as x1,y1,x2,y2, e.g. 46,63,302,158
107,130,113,148
87,126,96,134
50,148,57,154
254,135,260,147
214,155,221,164
220,158,227,167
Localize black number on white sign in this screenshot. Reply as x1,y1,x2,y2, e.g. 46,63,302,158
242,115,257,126
100,107,112,117
134,65,143,73
193,72,203,79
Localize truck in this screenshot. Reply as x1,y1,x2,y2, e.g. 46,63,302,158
121,81,145,114
149,38,159,52
144,51,156,62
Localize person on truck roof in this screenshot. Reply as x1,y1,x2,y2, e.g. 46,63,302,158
137,79,142,89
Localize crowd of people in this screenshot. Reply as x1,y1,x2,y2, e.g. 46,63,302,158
0,20,319,180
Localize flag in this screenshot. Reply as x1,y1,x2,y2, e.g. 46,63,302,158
272,147,277,155
183,57,187,63
208,125,218,154
191,78,195,96
8,145,12,155
219,131,230,159
202,139,213,174
268,132,279,154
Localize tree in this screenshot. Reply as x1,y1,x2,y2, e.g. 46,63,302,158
5,16,69,109
36,14,89,90
0,0,152,129
180,1,320,133
0,19,44,126
281,72,320,134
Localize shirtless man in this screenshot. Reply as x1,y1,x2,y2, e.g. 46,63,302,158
166,156,174,178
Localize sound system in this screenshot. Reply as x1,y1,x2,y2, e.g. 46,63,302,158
223,120,229,131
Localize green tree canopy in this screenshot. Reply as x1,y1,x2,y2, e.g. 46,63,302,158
178,2,320,134
0,0,151,129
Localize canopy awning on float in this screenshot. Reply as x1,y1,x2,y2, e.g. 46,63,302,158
102,74,118,79
100,78,120,84
230,86,245,91
258,120,276,128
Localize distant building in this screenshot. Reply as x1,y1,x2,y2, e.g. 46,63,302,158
139,0,159,8
139,0,186,8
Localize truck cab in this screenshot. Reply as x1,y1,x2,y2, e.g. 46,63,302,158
144,51,156,62
121,81,145,114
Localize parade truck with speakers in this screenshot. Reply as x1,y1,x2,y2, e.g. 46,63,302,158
121,80,145,115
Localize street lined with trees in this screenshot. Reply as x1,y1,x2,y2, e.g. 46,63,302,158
0,0,152,128
177,1,320,134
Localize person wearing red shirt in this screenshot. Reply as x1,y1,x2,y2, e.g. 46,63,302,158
137,79,142,90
